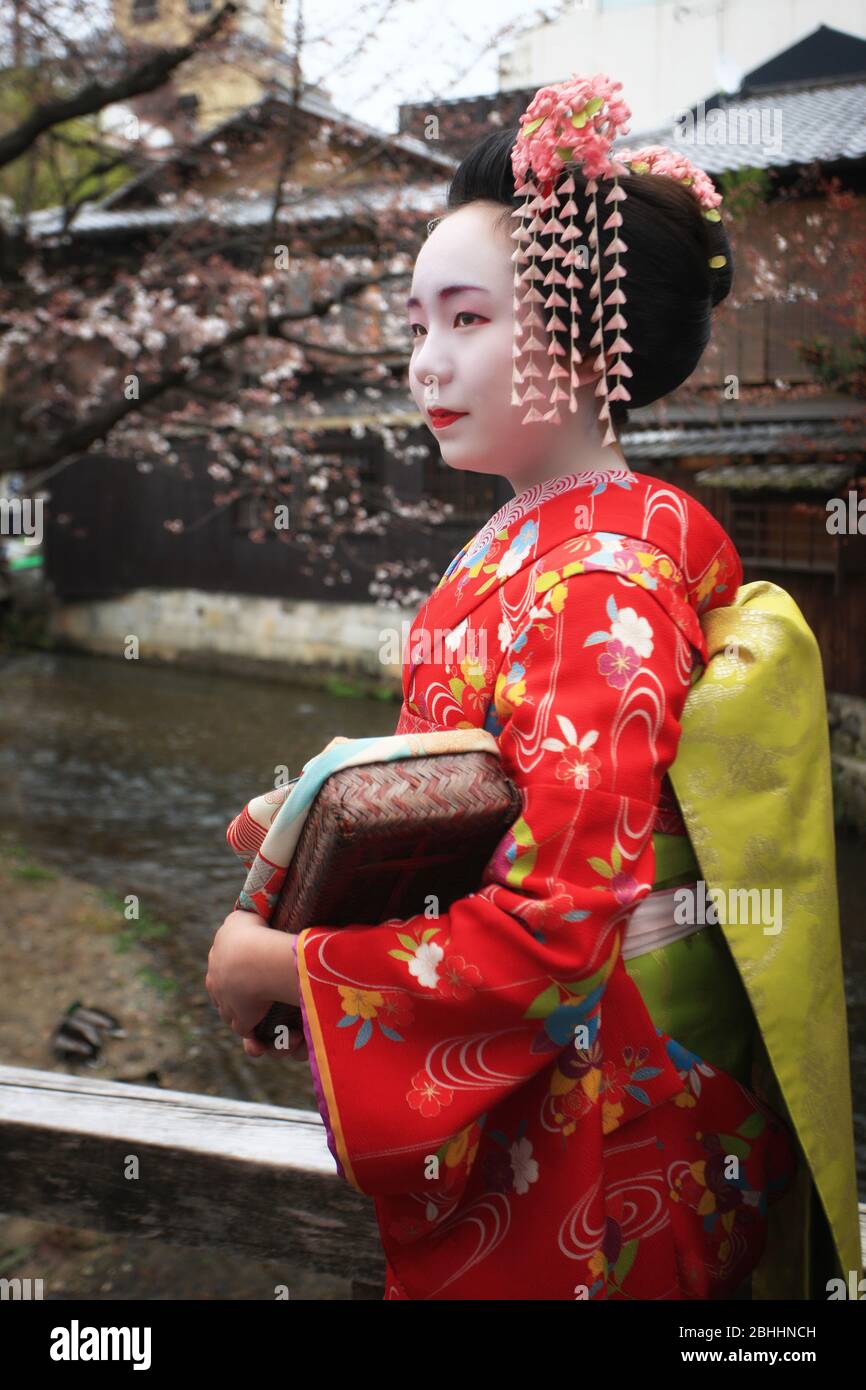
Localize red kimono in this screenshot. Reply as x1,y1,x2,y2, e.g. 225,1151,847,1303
277,468,796,1299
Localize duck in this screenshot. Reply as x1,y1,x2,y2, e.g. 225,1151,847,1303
51,1002,126,1062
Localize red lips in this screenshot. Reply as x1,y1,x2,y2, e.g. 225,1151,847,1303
429,408,469,429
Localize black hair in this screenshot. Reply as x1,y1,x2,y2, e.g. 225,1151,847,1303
445,125,733,432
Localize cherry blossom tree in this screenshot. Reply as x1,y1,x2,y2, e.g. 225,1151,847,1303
1,0,547,604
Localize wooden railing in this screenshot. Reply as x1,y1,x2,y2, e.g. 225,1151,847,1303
1,1062,864,1299
0,1063,384,1299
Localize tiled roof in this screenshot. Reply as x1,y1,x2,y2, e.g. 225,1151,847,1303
28,180,450,238
27,71,866,240
615,78,866,175
96,83,455,213
167,389,423,436
161,398,866,456
623,417,866,460
694,461,855,490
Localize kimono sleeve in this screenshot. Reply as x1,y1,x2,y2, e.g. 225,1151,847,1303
293,571,692,1197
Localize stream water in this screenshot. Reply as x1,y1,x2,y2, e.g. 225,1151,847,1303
1,649,863,1196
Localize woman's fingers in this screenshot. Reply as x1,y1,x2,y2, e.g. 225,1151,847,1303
276,1029,308,1061
243,1032,308,1062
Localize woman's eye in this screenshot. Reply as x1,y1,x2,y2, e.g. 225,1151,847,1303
409,312,485,339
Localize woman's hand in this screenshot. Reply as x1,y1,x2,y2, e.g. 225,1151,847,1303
205,909,303,1056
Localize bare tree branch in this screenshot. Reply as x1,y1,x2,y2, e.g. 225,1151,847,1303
40,131,133,231
0,1,238,172
277,332,406,361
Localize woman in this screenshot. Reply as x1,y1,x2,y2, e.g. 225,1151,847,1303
206,74,860,1299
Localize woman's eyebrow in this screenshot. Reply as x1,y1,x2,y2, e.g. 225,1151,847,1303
405,284,491,310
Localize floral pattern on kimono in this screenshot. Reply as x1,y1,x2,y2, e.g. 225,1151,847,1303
252,470,797,1300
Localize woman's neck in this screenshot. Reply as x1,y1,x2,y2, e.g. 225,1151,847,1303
507,434,630,498
505,377,630,496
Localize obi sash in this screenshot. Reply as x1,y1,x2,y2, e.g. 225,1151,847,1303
660,580,861,1296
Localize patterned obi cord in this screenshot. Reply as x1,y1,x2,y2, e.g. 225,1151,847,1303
622,829,756,1089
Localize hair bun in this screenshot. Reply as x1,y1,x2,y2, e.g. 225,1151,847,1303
703,213,734,308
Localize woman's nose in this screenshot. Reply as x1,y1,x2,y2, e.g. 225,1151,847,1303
412,340,452,404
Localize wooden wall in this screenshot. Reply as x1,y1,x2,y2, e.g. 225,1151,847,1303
687,471,865,696
737,565,866,697
44,445,482,607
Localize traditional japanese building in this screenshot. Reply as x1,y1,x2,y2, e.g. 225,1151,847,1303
32,27,866,694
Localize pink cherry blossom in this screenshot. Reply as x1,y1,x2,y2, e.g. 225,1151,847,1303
616,144,722,211
511,72,632,186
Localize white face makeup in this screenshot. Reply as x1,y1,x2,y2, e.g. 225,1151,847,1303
406,200,624,494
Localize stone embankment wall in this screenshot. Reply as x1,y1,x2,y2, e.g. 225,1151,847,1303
49,588,410,695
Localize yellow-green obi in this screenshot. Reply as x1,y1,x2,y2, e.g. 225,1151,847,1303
623,831,756,1089
626,580,861,1300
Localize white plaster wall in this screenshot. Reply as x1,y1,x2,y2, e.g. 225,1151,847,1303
50,589,414,685
499,0,866,135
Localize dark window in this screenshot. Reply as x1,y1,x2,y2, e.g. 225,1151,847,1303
132,0,158,21
187,0,213,13
178,93,200,116
728,497,837,573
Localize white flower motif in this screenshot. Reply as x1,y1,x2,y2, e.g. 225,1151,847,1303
444,617,468,653
496,544,524,579
510,1136,540,1194
498,618,513,652
610,606,654,658
409,940,444,989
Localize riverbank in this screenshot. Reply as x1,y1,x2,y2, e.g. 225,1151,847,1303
0,842,349,1299
6,583,410,698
